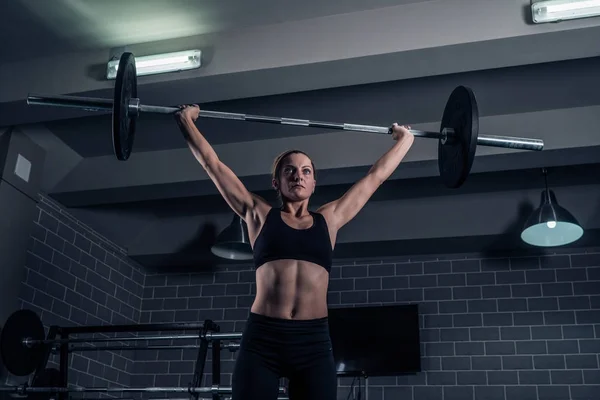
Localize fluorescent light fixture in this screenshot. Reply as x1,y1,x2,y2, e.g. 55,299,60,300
532,0,600,23
106,49,202,80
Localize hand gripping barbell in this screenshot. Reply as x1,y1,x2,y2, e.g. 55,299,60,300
26,52,544,188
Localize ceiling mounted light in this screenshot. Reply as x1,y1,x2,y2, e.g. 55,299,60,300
106,50,202,80
521,168,584,247
532,0,600,23
211,214,253,260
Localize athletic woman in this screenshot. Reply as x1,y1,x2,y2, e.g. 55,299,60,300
175,105,414,400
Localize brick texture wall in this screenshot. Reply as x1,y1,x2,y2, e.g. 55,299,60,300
141,252,600,400
11,194,145,392
8,195,600,400
136,266,252,389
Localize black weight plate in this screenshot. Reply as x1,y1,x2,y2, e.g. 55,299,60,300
0,309,45,376
112,52,138,161
31,367,62,400
438,86,479,188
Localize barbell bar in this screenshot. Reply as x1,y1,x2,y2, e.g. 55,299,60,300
81,398,290,400
67,343,241,352
25,52,544,188
2,367,287,400
0,384,286,395
25,93,541,151
1,386,235,394
24,331,243,347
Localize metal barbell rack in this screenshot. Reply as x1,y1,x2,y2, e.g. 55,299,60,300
0,310,257,400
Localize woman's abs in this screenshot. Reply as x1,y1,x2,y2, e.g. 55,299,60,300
251,259,330,320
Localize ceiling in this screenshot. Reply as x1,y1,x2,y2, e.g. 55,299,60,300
1,0,599,269
0,0,431,63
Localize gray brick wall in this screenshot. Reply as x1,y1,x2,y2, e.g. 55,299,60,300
10,196,600,400
142,252,600,400
12,194,145,392
136,266,251,389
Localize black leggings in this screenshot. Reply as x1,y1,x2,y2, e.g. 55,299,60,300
232,312,337,400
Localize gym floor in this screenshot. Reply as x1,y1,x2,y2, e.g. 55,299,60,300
1,2,600,400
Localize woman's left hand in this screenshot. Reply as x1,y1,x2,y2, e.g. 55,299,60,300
390,123,413,141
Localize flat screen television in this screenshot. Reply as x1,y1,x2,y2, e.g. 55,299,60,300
327,304,421,377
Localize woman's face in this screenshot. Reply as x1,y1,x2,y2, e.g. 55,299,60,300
273,152,316,202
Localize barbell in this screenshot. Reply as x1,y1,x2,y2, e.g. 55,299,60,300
25,331,242,346
67,343,241,352
0,309,241,377
25,52,544,188
0,367,286,400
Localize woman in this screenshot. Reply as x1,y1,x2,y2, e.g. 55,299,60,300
175,105,414,400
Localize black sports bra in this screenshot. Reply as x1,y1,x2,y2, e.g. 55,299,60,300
252,208,333,273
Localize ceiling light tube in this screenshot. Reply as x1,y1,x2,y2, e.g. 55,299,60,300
532,0,600,23
106,50,202,80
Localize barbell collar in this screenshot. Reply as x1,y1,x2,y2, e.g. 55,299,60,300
476,134,544,151
27,94,113,113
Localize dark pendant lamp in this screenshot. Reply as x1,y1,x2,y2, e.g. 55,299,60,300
521,168,583,247
211,214,253,260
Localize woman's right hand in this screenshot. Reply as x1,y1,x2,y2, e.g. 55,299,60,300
175,104,200,123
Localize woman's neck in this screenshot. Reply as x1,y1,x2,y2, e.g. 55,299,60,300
280,201,310,217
